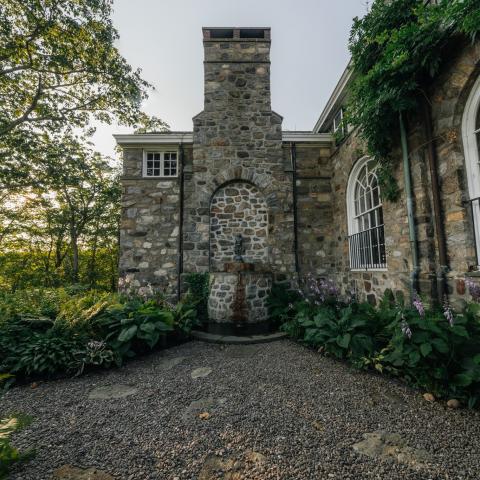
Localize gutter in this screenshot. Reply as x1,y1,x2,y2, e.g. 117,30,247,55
177,143,185,302
399,112,420,297
291,142,300,274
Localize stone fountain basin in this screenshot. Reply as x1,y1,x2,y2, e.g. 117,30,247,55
223,261,255,273
207,262,273,336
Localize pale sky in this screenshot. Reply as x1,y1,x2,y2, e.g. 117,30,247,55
93,0,367,158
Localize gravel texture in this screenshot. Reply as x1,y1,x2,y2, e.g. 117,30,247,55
2,339,480,479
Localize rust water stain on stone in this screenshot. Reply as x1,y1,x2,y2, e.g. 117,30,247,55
231,272,248,325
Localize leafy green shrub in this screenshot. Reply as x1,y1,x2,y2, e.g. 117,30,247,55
276,276,480,407
55,291,119,333
0,286,198,380
73,340,117,375
378,301,480,405
93,298,175,360
0,414,34,479
2,330,86,376
184,273,210,324
0,374,14,397
170,294,199,335
300,302,378,359
267,283,302,326
0,288,70,322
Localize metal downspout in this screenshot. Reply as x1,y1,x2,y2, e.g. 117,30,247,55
291,142,300,274
177,143,185,302
422,99,449,302
399,112,420,297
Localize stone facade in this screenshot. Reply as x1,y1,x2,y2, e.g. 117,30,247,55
119,147,186,295
210,181,268,271
183,28,296,281
327,38,480,306
208,271,272,329
116,28,480,311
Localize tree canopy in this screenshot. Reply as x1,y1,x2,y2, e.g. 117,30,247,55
0,0,164,291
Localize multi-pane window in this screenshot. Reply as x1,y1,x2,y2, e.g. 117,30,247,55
348,158,387,270
144,151,178,177
463,75,480,266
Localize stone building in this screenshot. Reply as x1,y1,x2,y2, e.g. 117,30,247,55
115,27,480,313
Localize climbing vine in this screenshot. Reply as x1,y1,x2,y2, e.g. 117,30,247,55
347,0,480,201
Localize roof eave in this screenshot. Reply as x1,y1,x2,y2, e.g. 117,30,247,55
313,61,353,133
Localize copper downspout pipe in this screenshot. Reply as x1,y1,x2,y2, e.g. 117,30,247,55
422,98,449,301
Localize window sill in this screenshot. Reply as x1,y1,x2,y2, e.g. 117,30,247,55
120,176,179,180
350,268,388,273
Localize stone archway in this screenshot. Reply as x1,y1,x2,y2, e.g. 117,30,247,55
210,181,268,271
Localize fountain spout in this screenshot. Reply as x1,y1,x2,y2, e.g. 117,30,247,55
234,234,244,262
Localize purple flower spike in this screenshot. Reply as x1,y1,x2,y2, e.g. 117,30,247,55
401,319,412,339
412,292,425,317
465,278,480,303
442,296,454,327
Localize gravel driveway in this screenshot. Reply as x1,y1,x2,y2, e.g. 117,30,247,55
2,339,480,479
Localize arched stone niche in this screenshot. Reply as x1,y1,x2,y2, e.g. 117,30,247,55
210,181,268,271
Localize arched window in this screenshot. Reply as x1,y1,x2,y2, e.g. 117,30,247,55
346,157,387,270
462,74,480,265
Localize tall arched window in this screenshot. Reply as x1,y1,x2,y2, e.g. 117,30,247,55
347,157,387,270
462,74,480,265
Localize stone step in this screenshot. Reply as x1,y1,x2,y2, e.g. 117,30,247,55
191,330,287,345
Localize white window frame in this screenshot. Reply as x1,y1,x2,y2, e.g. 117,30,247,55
462,74,480,266
142,149,179,178
333,108,344,133
346,156,387,271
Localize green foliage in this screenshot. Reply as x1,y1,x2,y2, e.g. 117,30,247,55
301,302,379,359
0,0,150,154
170,295,200,335
276,284,480,407
0,374,14,397
267,283,302,326
348,0,480,200
0,288,69,321
184,273,211,324
379,302,480,403
1,329,86,376
92,298,175,360
0,287,198,380
0,414,34,479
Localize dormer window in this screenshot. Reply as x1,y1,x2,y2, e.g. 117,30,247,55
143,150,178,178
333,107,346,137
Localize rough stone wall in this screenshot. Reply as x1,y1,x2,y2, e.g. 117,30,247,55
184,32,295,280
329,39,480,306
210,181,268,271
429,39,480,302
208,272,272,324
119,146,192,296
289,144,334,277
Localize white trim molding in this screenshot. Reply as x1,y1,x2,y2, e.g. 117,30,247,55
142,148,179,178
462,73,480,263
115,132,193,145
313,61,353,133
346,156,387,271
114,131,333,145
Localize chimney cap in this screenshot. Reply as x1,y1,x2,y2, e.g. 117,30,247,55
203,27,271,41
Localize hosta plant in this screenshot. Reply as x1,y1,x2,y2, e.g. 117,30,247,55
94,299,174,360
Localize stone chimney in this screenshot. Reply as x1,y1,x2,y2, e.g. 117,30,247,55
201,27,272,113
184,27,295,280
